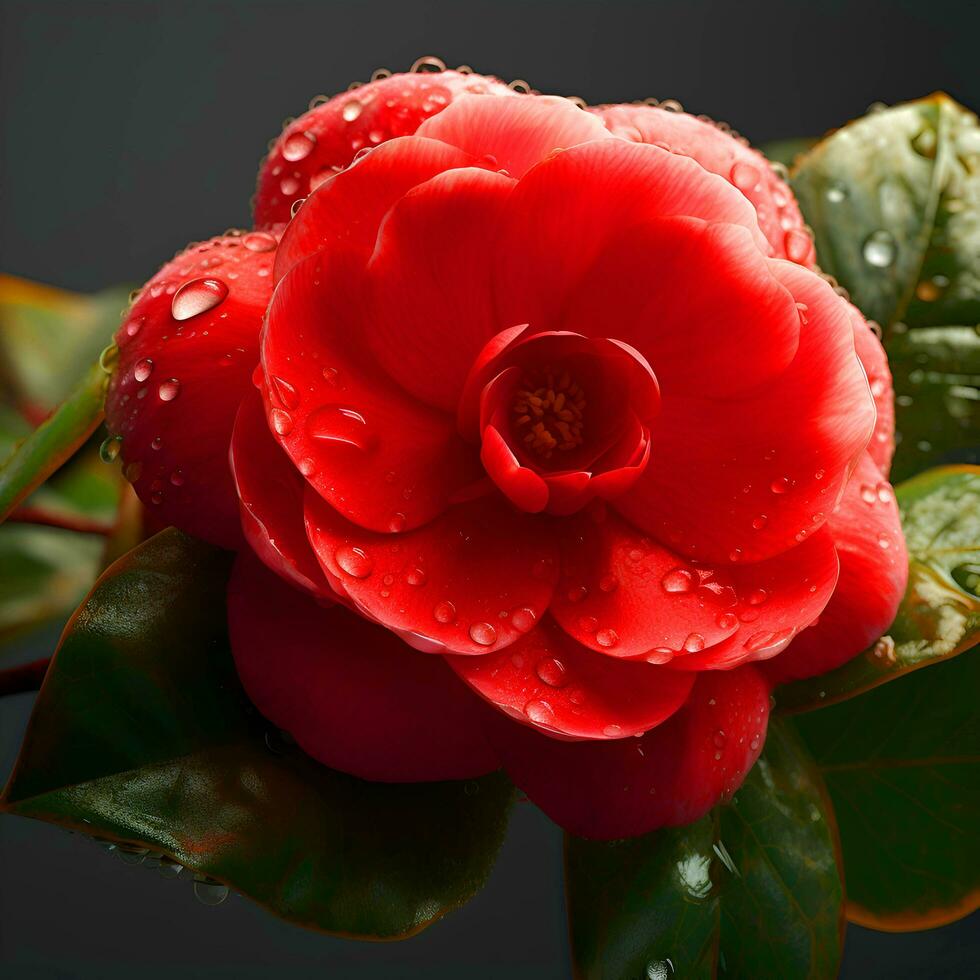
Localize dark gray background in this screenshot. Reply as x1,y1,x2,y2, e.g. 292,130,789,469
1,0,978,976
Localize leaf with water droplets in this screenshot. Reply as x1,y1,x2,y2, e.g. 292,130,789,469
566,720,843,979
791,94,980,475
778,466,980,712
0,529,514,938
794,650,980,930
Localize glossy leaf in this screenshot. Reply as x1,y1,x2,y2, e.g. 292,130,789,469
566,720,843,979
1,529,514,939
0,360,111,524
795,650,980,931
792,94,980,476
778,465,980,713
0,274,131,414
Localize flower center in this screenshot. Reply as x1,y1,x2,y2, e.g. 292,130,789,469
512,367,585,460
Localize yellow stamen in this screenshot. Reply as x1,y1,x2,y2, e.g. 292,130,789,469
513,366,586,460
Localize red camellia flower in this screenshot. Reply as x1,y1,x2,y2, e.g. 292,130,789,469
105,70,908,840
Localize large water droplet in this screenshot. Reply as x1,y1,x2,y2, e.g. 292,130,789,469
862,230,897,269
661,568,694,593
282,130,316,162
243,231,277,252
596,628,619,648
133,358,154,382
524,699,555,725
171,277,228,321
683,633,705,653
469,622,497,646
730,161,760,192
270,375,300,410
434,600,456,624
193,878,229,906
335,545,373,578
99,435,122,463
342,99,363,122
511,607,537,633
536,657,567,687
307,405,372,450
269,408,293,435
158,378,182,402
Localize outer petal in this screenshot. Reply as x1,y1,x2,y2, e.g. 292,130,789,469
262,250,484,534
273,136,475,282
487,666,771,839
228,555,499,781
105,231,276,549
849,305,895,474
305,490,559,656
230,389,332,597
550,506,838,664
763,452,908,685
615,261,876,564
493,138,771,334
415,93,612,179
557,217,801,397
255,68,515,227
594,103,816,265
365,167,515,411
447,616,695,739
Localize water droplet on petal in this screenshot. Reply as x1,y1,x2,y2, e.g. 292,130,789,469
713,730,727,748
193,879,229,906
770,477,790,494
342,99,363,121
134,358,154,382
434,601,456,624
282,130,316,161
661,568,694,593
405,567,427,587
269,408,293,435
511,607,537,633
270,375,300,410
747,588,768,606
158,379,181,401
730,161,760,191
603,723,623,737
524,699,555,725
469,622,497,646
171,278,228,320
536,657,567,687
335,545,373,578
243,231,277,252
684,633,705,653
99,435,122,463
751,514,768,530
717,612,738,630
784,228,811,263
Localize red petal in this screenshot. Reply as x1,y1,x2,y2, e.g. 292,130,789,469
594,103,815,265
365,167,515,411
448,616,695,739
493,138,770,334
273,136,474,283
255,69,515,227
850,306,895,474
230,389,332,597
558,217,801,398
615,261,875,564
763,452,908,685
105,232,276,549
262,251,484,533
305,490,559,655
416,93,612,179
550,507,837,664
487,665,771,839
228,555,498,781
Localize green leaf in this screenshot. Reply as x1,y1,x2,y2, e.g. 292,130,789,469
795,649,980,931
0,274,131,413
0,360,111,524
1,529,514,939
0,524,102,644
791,94,980,477
777,465,980,713
566,720,843,979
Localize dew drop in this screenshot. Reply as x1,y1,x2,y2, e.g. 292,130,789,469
578,615,599,634
770,477,790,494
158,378,181,401
243,231,277,252
405,567,427,587
469,622,497,647
342,99,363,121
596,629,619,648
860,483,877,505
171,277,228,320
603,723,623,737
784,228,811,263
862,230,897,268
751,514,768,530
717,612,738,630
270,375,300,410
434,600,456,624
599,574,619,593
335,545,373,578
269,408,293,435
683,633,705,653
536,657,567,687
511,607,537,633
133,358,154,382
524,699,555,725
661,567,694,593
877,532,891,549
193,879,229,906
713,730,727,748
99,435,122,463
730,161,760,191
747,588,768,606
282,130,316,161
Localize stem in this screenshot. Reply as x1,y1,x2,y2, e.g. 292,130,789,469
7,506,114,536
0,657,50,697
